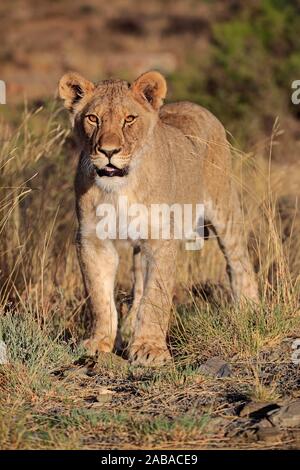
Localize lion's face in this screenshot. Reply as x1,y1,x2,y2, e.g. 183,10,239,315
59,71,167,191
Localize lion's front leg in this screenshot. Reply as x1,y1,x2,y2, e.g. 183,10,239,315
79,237,119,355
129,240,177,366
120,246,145,343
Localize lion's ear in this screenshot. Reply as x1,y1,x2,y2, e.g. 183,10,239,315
131,71,167,110
58,72,95,112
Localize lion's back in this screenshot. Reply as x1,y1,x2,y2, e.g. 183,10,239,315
159,101,225,143
159,101,232,195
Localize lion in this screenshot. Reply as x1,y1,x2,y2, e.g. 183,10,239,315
58,70,258,366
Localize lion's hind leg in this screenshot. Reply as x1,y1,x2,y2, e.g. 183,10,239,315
205,195,258,303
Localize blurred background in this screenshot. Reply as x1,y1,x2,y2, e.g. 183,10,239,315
2,0,300,154
0,0,300,322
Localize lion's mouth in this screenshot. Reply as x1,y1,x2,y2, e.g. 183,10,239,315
95,163,129,178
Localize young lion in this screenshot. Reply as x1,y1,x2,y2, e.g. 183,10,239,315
59,70,258,366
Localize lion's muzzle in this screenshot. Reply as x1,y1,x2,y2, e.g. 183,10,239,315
95,163,129,178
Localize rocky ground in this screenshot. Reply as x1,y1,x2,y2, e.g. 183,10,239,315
1,333,300,449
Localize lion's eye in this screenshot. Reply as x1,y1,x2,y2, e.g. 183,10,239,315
124,115,137,124
86,114,98,124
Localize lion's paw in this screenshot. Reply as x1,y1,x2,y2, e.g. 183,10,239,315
129,341,171,367
81,337,113,356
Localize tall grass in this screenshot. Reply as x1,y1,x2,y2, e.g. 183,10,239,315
0,106,299,358
0,104,299,450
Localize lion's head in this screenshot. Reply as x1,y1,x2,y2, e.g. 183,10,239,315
59,70,167,190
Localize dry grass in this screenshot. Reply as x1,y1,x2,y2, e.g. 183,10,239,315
0,106,300,449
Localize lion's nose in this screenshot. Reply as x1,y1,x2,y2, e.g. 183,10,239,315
97,147,121,159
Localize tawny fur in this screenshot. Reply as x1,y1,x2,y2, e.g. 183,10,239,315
59,70,258,366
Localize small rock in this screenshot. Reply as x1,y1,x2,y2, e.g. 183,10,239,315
88,387,116,406
256,426,282,443
240,402,280,419
291,429,300,448
225,419,257,440
269,400,300,428
198,356,231,378
97,386,115,402
256,418,273,429
0,340,9,365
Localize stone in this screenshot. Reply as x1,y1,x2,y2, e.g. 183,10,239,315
96,386,116,404
239,402,280,419
269,400,300,428
256,426,282,443
86,387,116,407
198,356,232,378
256,418,273,429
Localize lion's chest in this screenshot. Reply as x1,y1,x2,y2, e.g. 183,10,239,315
85,196,148,244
